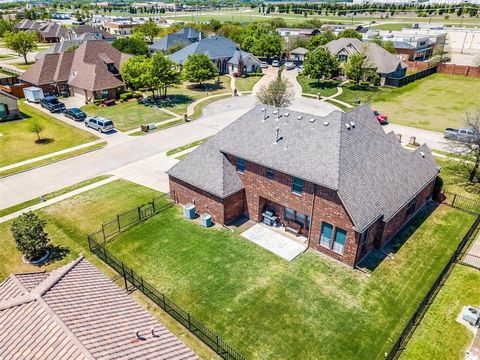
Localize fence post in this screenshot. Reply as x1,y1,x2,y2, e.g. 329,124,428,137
117,214,121,232
137,206,141,222
101,224,106,242
453,193,458,208
188,313,191,331
102,245,107,261
140,277,145,293
121,262,128,291
216,335,220,353
87,235,92,251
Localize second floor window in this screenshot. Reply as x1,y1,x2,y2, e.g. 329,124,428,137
292,177,304,194
236,158,245,173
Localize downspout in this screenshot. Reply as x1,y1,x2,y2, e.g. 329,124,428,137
307,183,317,248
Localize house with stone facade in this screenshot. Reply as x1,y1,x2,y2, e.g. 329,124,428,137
167,105,439,267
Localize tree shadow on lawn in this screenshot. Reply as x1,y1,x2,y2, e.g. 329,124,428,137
439,160,480,196
43,244,70,266
160,94,193,109
186,82,225,93
306,79,340,90
358,203,438,272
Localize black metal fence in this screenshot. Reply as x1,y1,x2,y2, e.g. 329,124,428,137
88,194,172,245
443,191,480,215
87,236,247,360
386,214,480,359
385,65,437,87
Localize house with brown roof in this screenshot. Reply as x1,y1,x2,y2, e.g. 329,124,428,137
19,40,130,103
14,20,67,43
0,256,198,359
63,25,117,42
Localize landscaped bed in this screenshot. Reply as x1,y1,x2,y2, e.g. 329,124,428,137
105,199,475,359
335,74,480,132
0,102,98,167
82,101,175,132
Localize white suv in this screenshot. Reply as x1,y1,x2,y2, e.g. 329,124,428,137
85,116,114,133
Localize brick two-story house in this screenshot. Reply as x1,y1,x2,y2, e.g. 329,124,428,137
168,105,439,267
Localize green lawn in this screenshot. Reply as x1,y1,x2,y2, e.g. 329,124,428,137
370,23,411,31
235,75,263,92
436,157,480,200
0,179,216,359
0,103,98,167
166,137,208,156
82,100,174,132
12,61,34,70
161,76,232,115
105,201,474,359
401,265,480,360
337,74,480,132
298,76,341,97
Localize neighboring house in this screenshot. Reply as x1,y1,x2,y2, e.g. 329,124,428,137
14,19,67,43
103,20,141,35
0,90,19,120
19,40,130,103
289,47,308,62
276,28,320,37
150,27,204,53
168,105,439,267
325,38,407,83
0,256,198,359
169,35,261,74
321,24,368,36
63,25,117,42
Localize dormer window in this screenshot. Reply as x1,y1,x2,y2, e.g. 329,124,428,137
106,63,118,74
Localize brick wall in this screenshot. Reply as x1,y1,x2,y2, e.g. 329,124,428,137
405,60,430,71
224,190,245,223
227,155,359,267
169,177,226,224
437,63,480,78
380,178,435,245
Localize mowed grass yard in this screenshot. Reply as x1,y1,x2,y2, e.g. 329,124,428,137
0,103,98,167
235,75,263,92
107,201,474,359
401,265,480,360
298,76,340,97
336,74,480,132
82,101,174,132
0,180,216,359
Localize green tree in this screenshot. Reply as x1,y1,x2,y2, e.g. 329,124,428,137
11,211,50,261
182,53,218,86
251,33,283,58
429,44,451,66
338,28,362,40
150,52,181,97
29,118,44,143
112,37,149,55
256,69,294,108
381,40,396,54
306,30,336,50
165,42,187,55
65,43,80,51
133,19,159,43
121,55,155,93
0,19,14,37
344,53,367,84
304,47,339,82
4,30,37,64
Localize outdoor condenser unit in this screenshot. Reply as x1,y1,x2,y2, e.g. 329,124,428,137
183,203,196,219
463,307,480,327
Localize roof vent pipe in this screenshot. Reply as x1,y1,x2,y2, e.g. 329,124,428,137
345,123,351,130
420,151,425,158
261,108,267,121
275,127,280,143
323,121,329,126
350,121,355,128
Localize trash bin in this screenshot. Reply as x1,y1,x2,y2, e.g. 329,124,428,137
183,203,196,219
201,213,212,227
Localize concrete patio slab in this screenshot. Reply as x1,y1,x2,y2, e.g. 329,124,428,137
241,223,307,261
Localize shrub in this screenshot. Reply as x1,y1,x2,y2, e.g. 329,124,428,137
372,74,381,86
119,91,134,101
11,211,50,261
93,99,103,106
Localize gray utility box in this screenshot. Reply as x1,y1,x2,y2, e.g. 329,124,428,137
201,213,212,227
183,203,196,219
463,307,480,326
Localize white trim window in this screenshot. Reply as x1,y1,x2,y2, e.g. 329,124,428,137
320,222,333,248
333,228,347,255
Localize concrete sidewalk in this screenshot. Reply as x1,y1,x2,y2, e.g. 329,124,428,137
0,176,118,224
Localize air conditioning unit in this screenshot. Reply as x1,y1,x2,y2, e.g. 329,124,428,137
200,213,212,227
463,306,480,326
183,203,196,219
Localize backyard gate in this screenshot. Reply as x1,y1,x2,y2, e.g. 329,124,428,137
139,203,155,220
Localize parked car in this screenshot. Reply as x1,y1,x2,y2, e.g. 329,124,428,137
64,108,86,121
85,116,114,133
444,127,478,142
284,62,295,70
272,59,280,67
372,109,388,125
260,61,268,68
40,96,66,113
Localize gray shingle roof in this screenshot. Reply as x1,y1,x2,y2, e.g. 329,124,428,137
0,257,198,360
169,36,237,65
168,104,438,232
325,38,407,75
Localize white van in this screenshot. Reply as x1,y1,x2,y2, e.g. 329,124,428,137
85,116,114,133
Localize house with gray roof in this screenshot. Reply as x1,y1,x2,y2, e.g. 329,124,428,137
0,256,198,359
169,35,261,75
150,27,203,53
325,38,407,84
168,104,439,267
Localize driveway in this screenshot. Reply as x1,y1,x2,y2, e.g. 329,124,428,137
252,66,302,98
383,123,451,152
